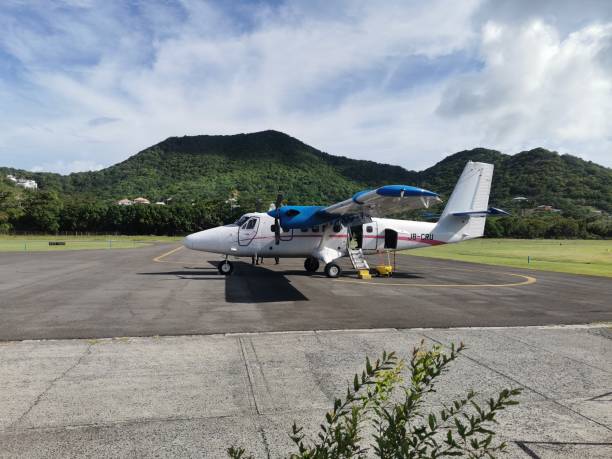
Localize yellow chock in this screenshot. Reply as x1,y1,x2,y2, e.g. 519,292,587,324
357,269,372,280
375,265,393,277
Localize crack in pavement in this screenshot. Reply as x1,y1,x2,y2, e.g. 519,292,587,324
423,333,612,433
7,343,93,430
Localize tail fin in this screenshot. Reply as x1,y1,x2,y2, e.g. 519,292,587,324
435,161,494,243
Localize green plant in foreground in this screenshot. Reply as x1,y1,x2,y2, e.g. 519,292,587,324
228,341,521,458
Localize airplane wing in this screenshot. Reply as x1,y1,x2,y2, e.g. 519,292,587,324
322,185,441,219
269,185,441,230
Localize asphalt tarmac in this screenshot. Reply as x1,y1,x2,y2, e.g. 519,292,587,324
0,244,610,341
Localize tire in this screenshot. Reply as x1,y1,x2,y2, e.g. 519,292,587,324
304,257,320,273
324,262,342,278
218,260,234,276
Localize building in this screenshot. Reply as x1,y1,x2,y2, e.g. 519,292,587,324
154,202,166,205
133,197,150,205
6,174,37,189
16,179,38,190
533,205,561,213
116,199,133,206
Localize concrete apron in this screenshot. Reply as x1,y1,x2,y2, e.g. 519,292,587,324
1,325,611,458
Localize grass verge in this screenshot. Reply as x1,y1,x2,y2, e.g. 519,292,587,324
404,238,612,278
0,235,182,252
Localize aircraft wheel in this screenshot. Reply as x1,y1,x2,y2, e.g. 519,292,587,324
218,260,234,276
304,257,320,273
324,262,342,278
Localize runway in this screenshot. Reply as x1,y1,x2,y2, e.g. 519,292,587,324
0,244,610,341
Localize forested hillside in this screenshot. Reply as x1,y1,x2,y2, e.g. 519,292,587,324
1,130,610,237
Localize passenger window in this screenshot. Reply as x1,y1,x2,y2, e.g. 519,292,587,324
300,228,308,233
366,226,373,233
311,226,319,233
246,218,257,230
333,223,342,233
271,224,277,232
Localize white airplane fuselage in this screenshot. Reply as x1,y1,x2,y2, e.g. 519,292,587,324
183,212,440,262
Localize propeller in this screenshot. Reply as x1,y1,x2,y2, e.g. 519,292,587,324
274,192,283,245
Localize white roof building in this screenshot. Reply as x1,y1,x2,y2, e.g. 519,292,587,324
6,175,37,189
16,179,37,189
117,199,133,206
133,197,150,205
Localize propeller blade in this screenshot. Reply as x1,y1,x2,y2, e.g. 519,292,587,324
274,192,283,245
275,222,281,244
275,192,283,210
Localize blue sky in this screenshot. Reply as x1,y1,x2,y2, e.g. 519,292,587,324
1,0,611,173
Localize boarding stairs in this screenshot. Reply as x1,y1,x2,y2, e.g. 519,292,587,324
348,248,371,280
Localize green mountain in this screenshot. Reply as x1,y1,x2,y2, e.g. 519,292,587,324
2,130,611,213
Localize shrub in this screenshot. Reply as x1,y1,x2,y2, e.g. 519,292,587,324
228,341,521,458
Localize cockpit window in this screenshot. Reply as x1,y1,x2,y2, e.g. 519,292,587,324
234,216,249,226
246,218,257,230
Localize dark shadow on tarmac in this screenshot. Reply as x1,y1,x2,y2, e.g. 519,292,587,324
208,261,309,303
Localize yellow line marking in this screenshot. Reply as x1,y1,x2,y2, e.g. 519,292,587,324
335,271,536,288
153,245,184,263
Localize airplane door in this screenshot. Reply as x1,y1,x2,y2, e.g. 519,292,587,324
238,217,259,246
362,222,379,250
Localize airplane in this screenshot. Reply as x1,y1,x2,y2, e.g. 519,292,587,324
183,161,508,278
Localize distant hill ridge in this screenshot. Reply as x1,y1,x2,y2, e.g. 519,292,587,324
1,130,610,213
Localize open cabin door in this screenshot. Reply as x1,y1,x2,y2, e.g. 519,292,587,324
384,229,398,249
362,222,379,251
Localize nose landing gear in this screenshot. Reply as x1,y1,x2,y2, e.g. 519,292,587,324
218,260,234,275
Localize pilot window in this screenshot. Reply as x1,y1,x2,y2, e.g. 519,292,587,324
333,223,342,232
235,216,249,226
366,226,373,233
246,218,257,230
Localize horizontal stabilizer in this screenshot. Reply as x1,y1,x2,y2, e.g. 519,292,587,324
452,207,510,217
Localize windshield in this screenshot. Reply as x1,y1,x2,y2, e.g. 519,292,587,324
234,215,250,226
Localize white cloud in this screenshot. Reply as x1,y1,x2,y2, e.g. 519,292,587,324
31,160,104,174
437,20,612,164
0,0,611,174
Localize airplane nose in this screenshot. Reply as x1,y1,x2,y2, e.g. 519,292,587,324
183,234,195,249
182,228,226,252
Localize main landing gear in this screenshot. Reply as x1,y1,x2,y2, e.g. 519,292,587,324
305,257,341,278
304,257,320,273
324,262,342,278
218,260,234,275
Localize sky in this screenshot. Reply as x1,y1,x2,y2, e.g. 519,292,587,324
1,0,611,174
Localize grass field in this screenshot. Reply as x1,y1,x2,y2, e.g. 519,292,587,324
0,235,182,252
405,239,612,278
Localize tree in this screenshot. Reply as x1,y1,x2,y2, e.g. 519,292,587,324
21,190,63,233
